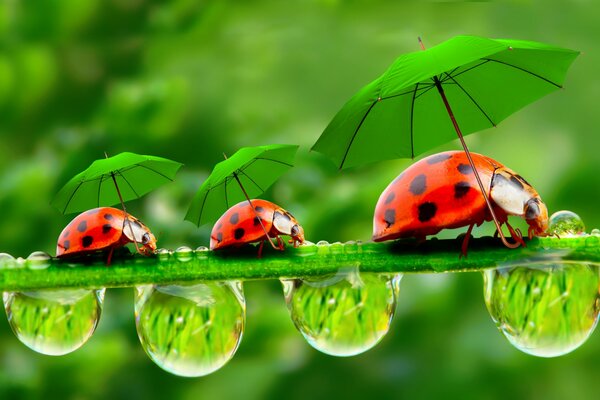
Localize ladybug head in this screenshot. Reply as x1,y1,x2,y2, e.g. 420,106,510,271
524,197,549,238
123,217,157,255
273,209,305,247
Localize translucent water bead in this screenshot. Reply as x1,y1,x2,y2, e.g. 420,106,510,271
483,263,599,357
282,269,401,357
3,289,105,356
135,281,246,377
548,210,585,236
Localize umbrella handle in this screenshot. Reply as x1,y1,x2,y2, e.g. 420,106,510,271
110,171,143,255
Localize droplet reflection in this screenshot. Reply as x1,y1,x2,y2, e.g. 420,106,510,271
135,281,245,377
282,269,401,357
3,289,105,356
484,263,600,357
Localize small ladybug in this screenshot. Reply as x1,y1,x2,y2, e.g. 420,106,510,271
210,199,305,256
57,207,157,264
373,151,548,255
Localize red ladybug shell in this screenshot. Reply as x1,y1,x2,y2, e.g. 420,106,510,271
57,207,151,257
210,199,298,250
373,151,507,242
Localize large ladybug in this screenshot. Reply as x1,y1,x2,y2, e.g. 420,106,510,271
373,151,548,255
57,207,157,264
210,199,305,255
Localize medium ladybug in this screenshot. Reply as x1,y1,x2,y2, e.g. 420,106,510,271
57,207,157,264
210,199,305,256
373,151,549,255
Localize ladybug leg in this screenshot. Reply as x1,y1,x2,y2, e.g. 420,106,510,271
505,221,526,247
106,247,114,266
258,240,264,258
460,224,475,259
276,235,285,251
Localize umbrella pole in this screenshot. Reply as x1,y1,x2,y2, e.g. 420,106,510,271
433,78,522,249
232,172,280,251
110,171,143,255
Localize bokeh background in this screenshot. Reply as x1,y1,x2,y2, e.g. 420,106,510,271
1,0,599,399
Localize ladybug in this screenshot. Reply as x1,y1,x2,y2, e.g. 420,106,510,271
57,207,157,264
373,151,548,255
210,199,305,256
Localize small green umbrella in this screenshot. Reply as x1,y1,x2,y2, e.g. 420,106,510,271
312,35,579,247
52,152,183,215
185,144,298,249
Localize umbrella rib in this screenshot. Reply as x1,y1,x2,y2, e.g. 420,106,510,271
483,58,562,88
116,170,140,198
253,157,294,168
238,169,265,192
448,60,491,80
224,176,230,209
414,84,436,100
339,100,378,169
440,66,461,83
134,163,176,181
409,83,419,158
443,73,497,127
380,84,431,101
97,175,103,208
62,181,84,214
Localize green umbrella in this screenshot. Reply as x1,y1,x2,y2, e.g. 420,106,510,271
185,144,298,249
52,152,183,215
311,35,579,247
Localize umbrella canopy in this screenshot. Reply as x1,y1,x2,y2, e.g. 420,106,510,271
52,152,183,214
312,35,579,169
185,144,298,227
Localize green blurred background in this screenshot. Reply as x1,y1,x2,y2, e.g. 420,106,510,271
1,0,599,398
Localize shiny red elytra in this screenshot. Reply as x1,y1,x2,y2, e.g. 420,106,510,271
210,199,305,255
373,151,549,255
56,207,157,264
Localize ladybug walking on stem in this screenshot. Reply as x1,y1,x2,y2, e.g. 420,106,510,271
210,199,305,256
56,207,157,265
373,151,549,256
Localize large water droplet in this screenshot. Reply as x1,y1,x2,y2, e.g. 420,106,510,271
26,251,52,270
282,269,401,357
548,210,585,236
135,281,246,377
3,289,105,356
174,246,193,262
483,263,599,357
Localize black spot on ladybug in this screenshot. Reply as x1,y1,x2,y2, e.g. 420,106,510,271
229,213,239,225
409,174,427,195
418,202,437,222
63,240,70,250
515,174,530,186
457,163,472,175
81,236,94,248
510,175,524,190
216,232,223,243
234,228,245,240
454,182,471,199
253,216,261,226
384,192,395,205
217,223,223,230
426,153,452,164
77,220,87,232
255,206,264,213
103,213,114,221
62,230,70,239
384,209,396,228
85,209,100,215
102,224,112,234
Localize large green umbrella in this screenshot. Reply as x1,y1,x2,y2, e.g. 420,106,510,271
185,144,298,249
52,152,183,214
312,35,579,247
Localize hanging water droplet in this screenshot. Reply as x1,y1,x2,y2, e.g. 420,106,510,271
282,269,401,357
135,281,246,377
3,288,105,356
548,210,585,236
174,246,193,262
483,263,599,357
26,251,52,270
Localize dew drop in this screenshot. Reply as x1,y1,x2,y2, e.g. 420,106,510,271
316,240,329,246
134,281,246,377
281,269,401,357
26,251,52,270
156,248,171,262
3,289,105,356
483,263,599,357
548,210,585,236
174,246,193,262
